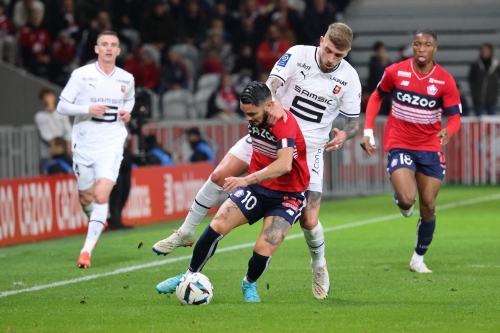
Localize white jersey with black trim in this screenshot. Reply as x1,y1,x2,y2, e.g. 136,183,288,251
60,62,135,152
269,45,361,148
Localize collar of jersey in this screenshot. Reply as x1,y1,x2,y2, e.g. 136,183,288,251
410,60,436,81
94,62,116,78
314,47,341,73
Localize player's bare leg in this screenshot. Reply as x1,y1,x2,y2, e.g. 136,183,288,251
408,173,441,273
299,191,329,299
77,178,114,268
391,168,417,217
152,153,249,256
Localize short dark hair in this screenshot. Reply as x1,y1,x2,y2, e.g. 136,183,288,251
481,43,494,52
38,87,54,100
97,30,119,43
240,81,271,106
51,137,67,149
373,41,385,51
185,127,201,136
415,29,437,42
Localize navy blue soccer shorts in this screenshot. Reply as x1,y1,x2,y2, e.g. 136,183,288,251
387,148,446,181
229,184,306,226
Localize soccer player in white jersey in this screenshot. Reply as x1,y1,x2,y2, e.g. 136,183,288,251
57,30,135,268
153,23,361,299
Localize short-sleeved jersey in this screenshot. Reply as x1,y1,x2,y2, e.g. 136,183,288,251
377,59,461,152
247,110,310,192
269,45,362,148
60,62,135,152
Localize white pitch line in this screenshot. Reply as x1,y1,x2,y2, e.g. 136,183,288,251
1,193,499,299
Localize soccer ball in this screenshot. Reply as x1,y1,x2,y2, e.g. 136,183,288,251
175,273,214,305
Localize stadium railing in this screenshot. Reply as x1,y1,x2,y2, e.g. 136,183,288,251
1,117,499,195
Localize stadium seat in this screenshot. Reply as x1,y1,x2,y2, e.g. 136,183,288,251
194,88,215,118
197,73,220,92
161,90,197,120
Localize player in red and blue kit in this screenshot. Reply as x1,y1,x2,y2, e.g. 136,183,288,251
360,29,461,274
156,82,310,302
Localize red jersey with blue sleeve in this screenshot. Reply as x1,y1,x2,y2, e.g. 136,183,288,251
367,59,461,152
247,110,310,192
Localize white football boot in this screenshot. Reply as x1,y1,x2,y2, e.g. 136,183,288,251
152,230,195,256
312,260,330,299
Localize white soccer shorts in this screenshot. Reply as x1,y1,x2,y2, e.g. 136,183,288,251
72,150,123,191
229,134,324,193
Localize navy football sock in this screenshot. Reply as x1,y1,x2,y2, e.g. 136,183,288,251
246,251,271,283
188,225,223,272
415,216,436,256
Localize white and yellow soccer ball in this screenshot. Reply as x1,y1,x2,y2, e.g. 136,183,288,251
175,273,214,305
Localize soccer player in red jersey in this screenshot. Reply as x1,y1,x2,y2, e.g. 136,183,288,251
156,82,310,302
360,29,461,273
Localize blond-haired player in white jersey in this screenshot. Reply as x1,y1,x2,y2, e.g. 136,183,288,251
57,31,135,268
153,23,361,299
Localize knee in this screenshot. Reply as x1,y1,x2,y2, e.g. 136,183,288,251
210,171,225,187
79,192,94,206
419,200,436,219
93,192,108,205
398,193,415,209
299,214,318,230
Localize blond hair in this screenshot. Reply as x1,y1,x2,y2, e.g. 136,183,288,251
325,23,353,51
96,30,119,44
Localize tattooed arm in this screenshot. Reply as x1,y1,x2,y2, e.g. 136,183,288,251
265,77,288,125
222,147,294,192
324,117,359,152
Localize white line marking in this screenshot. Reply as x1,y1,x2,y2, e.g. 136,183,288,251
1,194,499,299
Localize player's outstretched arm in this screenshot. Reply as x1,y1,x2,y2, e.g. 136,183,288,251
265,77,287,125
325,117,359,152
223,147,293,192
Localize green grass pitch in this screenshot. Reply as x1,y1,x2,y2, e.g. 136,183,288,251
1,186,499,333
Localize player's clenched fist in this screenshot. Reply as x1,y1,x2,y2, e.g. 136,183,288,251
360,136,377,156
88,104,108,116
120,110,131,123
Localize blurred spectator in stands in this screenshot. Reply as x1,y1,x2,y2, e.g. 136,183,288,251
208,17,231,44
239,0,261,21
45,137,73,175
271,11,296,47
232,44,260,82
456,83,470,117
34,87,72,174
232,17,261,55
206,72,243,121
468,43,500,116
180,0,209,46
13,0,44,31
108,143,133,230
268,0,301,44
256,23,290,72
125,45,160,90
0,1,15,64
112,0,141,51
78,10,113,65
141,134,174,166
139,1,177,51
76,0,111,29
202,49,225,74
330,0,351,19
367,41,392,115
158,48,190,95
214,1,239,35
302,0,336,46
45,0,81,44
19,10,51,78
397,44,412,62
201,27,234,72
185,127,215,164
50,29,76,85
368,41,391,92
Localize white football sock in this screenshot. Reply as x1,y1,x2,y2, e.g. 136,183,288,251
81,203,108,254
179,179,222,235
82,201,94,219
412,251,424,263
302,221,326,269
